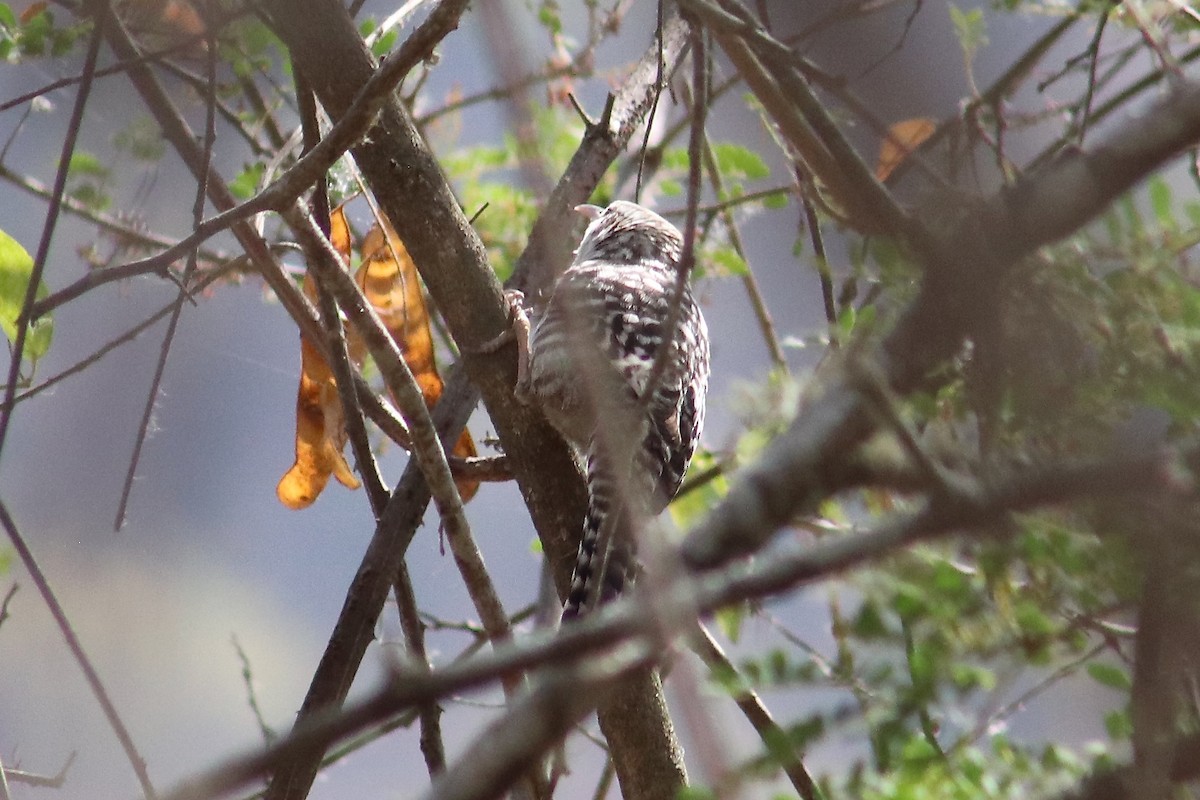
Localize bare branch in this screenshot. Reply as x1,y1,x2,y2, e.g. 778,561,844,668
114,23,221,531
689,624,823,800
0,502,158,799
2,751,76,789
158,438,1187,800
0,1,108,461
681,72,1200,572
267,2,696,797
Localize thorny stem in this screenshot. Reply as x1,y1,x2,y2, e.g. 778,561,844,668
114,25,220,531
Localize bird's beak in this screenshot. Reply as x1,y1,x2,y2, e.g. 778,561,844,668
574,204,603,221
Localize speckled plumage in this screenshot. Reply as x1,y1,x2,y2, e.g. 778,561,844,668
524,201,710,620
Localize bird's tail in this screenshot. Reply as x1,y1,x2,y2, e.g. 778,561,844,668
561,445,638,622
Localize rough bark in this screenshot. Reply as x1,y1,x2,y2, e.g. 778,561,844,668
263,2,689,798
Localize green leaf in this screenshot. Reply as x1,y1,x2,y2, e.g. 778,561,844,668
762,190,789,210
0,4,16,29
712,142,769,180
668,448,727,528
537,0,562,36
948,5,988,61
370,29,397,57
1103,708,1132,741
112,117,165,163
1086,662,1131,691
0,229,52,361
709,245,749,277
1147,176,1175,230
67,150,108,178
851,600,889,639
67,182,110,212
1012,598,1055,637
891,582,928,620
951,663,996,692
1184,200,1200,228
714,602,746,643
1119,194,1143,236
229,162,265,200
661,148,689,171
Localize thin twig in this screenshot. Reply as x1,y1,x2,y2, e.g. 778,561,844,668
0,583,16,629
0,501,158,798
448,454,511,482
0,0,108,460
232,635,278,745
690,623,824,800
0,33,212,113
698,128,786,367
394,569,447,776
798,180,836,335
0,163,225,265
31,257,185,320
113,24,220,530
637,18,707,425
0,752,11,800
2,752,76,789
633,0,669,201
956,642,1107,752
158,440,1189,800
3,264,234,411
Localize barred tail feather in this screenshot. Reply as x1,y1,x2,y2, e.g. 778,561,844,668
561,447,637,621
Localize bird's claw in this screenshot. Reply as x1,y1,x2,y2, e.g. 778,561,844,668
476,289,533,403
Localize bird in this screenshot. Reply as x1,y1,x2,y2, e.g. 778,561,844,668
510,200,710,620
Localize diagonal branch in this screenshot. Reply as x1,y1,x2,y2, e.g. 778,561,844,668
681,72,1200,572
0,0,108,460
156,438,1188,800
34,0,472,323
0,502,158,800
266,2,696,798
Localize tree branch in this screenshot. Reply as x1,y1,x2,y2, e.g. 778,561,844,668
681,72,1200,572
266,2,695,798
157,438,1188,800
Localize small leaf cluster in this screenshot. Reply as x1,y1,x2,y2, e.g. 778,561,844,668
443,105,589,281
0,3,83,61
